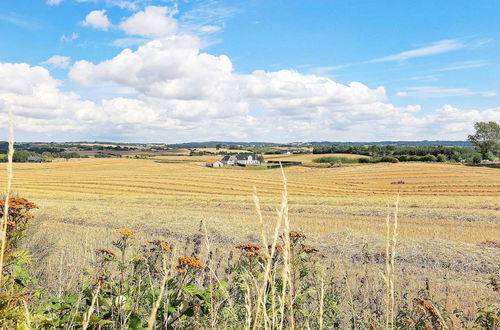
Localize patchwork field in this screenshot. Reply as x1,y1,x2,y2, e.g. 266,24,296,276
1,158,499,323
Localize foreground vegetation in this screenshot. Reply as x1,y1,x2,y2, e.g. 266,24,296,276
1,190,498,329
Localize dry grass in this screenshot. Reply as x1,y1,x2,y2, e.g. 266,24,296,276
264,152,369,166
0,158,498,324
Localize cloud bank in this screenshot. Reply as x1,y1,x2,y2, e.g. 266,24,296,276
1,6,498,142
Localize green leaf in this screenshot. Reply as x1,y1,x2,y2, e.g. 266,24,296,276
99,320,114,326
166,306,177,314
127,315,144,330
182,283,197,295
65,295,78,304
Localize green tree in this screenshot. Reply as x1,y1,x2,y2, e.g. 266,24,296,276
13,150,30,162
467,121,500,158
41,152,54,162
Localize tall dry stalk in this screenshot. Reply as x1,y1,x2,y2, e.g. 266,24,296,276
0,102,14,284
201,220,235,328
82,281,102,330
250,164,295,330
319,278,324,330
252,184,284,330
382,195,399,329
277,165,293,330
147,256,169,330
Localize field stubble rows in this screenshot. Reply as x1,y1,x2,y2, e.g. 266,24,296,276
1,158,499,313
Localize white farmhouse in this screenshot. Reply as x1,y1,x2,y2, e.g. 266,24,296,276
220,154,262,166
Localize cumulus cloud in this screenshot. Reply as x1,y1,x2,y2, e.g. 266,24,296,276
70,35,246,120
65,34,500,141
119,6,177,37
41,55,71,69
1,27,497,141
0,63,97,134
83,10,112,30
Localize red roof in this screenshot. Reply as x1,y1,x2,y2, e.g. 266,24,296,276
206,159,218,164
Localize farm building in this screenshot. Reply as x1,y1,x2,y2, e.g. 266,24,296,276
205,159,224,167
27,155,42,163
220,154,262,166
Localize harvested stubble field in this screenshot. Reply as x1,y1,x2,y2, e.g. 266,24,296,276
2,158,499,325
264,152,369,166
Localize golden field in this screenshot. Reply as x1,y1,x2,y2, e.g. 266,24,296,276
2,158,498,244
1,157,499,320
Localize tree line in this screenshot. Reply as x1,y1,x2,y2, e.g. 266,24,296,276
313,121,499,164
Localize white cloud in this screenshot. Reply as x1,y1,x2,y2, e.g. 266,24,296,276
83,10,112,31
41,55,71,69
403,75,439,82
67,35,417,137
369,39,466,63
46,0,63,5
109,37,149,47
432,60,489,72
180,1,239,34
0,63,97,134
66,34,500,141
1,30,497,141
396,86,497,98
119,6,177,37
76,0,144,11
60,32,79,41
200,25,221,33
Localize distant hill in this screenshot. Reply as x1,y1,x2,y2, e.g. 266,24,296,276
308,141,473,147
166,140,473,148
0,140,473,153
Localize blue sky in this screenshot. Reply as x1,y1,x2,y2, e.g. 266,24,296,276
0,0,498,142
